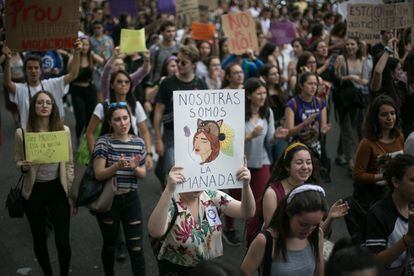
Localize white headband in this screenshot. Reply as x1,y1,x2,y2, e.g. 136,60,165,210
286,184,326,204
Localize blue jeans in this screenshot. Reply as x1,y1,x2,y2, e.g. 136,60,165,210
266,139,287,164
95,191,145,276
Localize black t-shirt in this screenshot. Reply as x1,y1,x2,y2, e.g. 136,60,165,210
365,193,408,272
155,74,208,130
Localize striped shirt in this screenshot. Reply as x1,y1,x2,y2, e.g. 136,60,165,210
93,134,146,191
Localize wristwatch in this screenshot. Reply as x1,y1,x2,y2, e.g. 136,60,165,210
384,46,394,55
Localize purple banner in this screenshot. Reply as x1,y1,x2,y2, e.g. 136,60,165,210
109,0,137,18
269,20,297,46
158,0,175,15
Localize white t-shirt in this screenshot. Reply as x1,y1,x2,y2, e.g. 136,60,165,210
10,76,67,128
93,101,147,135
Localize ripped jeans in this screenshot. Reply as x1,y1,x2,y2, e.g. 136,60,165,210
95,191,145,276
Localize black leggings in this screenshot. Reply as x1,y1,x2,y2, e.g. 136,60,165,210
70,83,97,139
23,178,71,276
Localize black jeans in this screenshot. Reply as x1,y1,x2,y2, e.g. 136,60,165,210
69,83,97,139
23,178,71,276
95,191,145,276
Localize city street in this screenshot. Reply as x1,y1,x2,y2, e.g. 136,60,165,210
0,95,353,275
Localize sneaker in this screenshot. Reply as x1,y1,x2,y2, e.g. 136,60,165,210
222,229,241,247
116,242,127,262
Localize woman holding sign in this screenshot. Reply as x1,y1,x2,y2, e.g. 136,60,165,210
148,165,255,276
14,91,75,276
92,103,147,275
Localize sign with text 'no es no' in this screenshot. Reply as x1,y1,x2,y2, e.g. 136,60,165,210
222,12,258,55
25,131,70,164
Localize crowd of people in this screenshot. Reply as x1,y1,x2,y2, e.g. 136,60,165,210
2,0,414,275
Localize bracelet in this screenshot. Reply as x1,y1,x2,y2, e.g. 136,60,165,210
403,234,410,247
384,46,394,55
147,152,153,157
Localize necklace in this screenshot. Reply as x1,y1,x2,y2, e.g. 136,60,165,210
285,177,297,189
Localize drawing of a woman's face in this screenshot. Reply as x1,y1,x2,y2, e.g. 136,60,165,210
194,131,212,162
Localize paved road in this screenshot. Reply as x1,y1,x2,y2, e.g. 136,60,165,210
0,94,353,276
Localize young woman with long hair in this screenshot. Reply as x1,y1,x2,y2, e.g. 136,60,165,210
14,91,75,276
86,70,152,169
68,36,104,140
241,185,328,276
346,95,404,244
92,103,147,275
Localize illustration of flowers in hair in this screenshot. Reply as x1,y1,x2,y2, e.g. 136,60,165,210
183,119,234,165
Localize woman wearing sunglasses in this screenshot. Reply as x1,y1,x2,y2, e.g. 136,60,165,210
92,103,147,275
86,70,152,169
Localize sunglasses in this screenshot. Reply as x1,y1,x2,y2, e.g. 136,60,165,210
109,102,127,108
176,59,189,66
116,79,130,84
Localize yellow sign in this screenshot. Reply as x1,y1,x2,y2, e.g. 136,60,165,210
120,28,147,53
25,131,69,164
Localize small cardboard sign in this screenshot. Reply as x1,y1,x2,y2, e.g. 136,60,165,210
25,131,70,164
120,28,147,53
5,0,79,51
222,12,258,55
191,22,215,41
176,0,200,29
173,89,245,193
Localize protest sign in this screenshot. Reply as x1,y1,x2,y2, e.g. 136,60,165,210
120,28,147,53
222,12,258,55
176,0,200,29
269,20,297,46
108,0,137,18
5,0,79,52
157,0,175,14
338,0,383,19
173,89,245,193
25,131,69,164
191,22,215,41
394,2,414,30
347,4,381,44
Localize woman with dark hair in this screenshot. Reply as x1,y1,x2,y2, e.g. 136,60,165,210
287,38,308,82
221,63,244,89
285,72,330,159
15,91,75,276
325,238,378,276
92,103,147,275
370,46,406,110
204,56,222,89
259,64,288,161
334,37,368,173
328,22,347,55
86,70,152,168
258,42,279,65
68,36,104,140
196,41,212,79
346,95,404,244
223,78,288,246
241,185,328,276
364,154,414,274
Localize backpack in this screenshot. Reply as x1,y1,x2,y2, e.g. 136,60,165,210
246,182,286,246
149,198,178,258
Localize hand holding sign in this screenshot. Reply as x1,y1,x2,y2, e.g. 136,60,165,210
166,166,185,193
236,166,251,187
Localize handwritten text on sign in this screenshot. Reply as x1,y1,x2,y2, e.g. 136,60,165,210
5,0,79,51
222,12,258,55
173,89,245,193
25,131,70,164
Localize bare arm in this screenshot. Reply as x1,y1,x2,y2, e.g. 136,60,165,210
93,157,119,181
63,40,82,85
284,106,314,137
3,47,16,94
315,228,325,276
85,115,101,153
148,166,185,237
263,187,278,228
370,51,389,92
241,233,267,276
